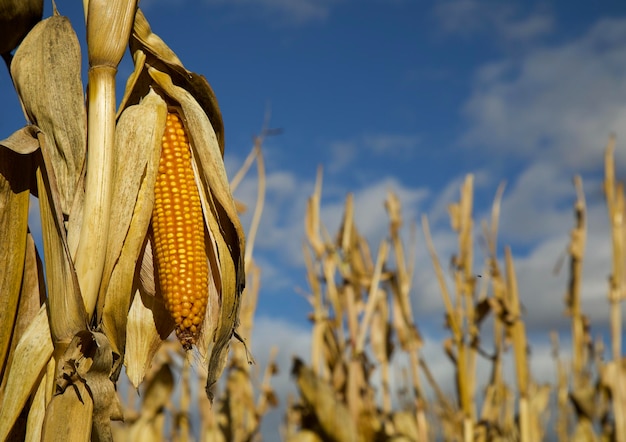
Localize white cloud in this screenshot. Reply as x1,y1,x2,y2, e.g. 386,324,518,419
327,140,358,174
434,0,554,43
233,158,428,271
461,17,626,171
328,132,421,175
497,162,573,243
362,133,421,154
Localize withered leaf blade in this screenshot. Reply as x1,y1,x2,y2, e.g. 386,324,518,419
2,233,45,382
25,357,54,441
36,139,88,342
0,306,53,442
0,0,43,55
125,263,175,389
125,362,173,440
0,124,41,154
291,358,361,442
11,13,86,215
41,382,93,442
148,68,245,278
147,68,245,397
0,145,31,377
126,8,225,154
98,89,167,357
52,331,122,442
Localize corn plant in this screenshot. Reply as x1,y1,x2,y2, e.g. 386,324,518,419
287,141,625,441
283,170,427,442
0,1,245,440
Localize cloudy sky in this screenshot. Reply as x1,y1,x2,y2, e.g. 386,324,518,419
2,0,626,439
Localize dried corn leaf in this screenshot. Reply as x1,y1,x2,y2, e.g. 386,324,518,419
0,0,43,55
287,430,325,442
125,281,175,388
292,358,361,442
126,363,173,441
142,363,175,418
0,145,31,374
1,233,45,392
392,411,419,440
11,13,86,215
13,234,45,337
41,381,93,442
305,167,325,258
147,68,245,397
224,367,256,441
0,306,53,441
0,124,41,154
124,9,225,153
36,147,87,342
99,90,167,357
25,357,54,442
51,331,122,441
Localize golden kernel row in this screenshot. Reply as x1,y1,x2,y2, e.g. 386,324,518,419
152,112,209,348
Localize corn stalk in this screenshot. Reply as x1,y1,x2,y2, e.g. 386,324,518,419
0,2,245,440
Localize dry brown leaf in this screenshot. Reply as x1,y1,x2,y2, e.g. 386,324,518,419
292,358,361,442
124,284,175,389
0,0,43,55
0,306,53,441
11,13,86,215
0,124,41,154
98,90,167,358
36,144,87,342
24,357,54,442
123,9,224,153
0,145,31,374
41,381,93,442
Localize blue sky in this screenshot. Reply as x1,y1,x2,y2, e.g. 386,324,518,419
3,0,626,439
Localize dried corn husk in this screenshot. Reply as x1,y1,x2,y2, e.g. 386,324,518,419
292,358,361,442
0,306,53,441
98,90,167,362
43,331,122,441
114,9,245,398
0,0,43,56
10,13,86,215
0,144,31,373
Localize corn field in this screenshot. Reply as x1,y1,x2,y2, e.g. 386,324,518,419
1,2,625,442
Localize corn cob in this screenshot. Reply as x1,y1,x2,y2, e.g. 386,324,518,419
152,111,208,349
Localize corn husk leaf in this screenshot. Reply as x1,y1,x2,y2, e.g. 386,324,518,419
47,330,122,441
0,124,41,154
98,90,167,359
287,431,325,442
41,381,93,442
36,139,88,342
127,363,174,441
292,358,361,442
123,8,224,154
0,0,43,55
147,67,245,397
11,13,86,215
1,233,46,383
25,357,55,442
125,266,175,389
0,144,32,374
0,306,53,441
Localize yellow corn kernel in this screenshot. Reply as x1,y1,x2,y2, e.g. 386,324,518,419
152,111,208,349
